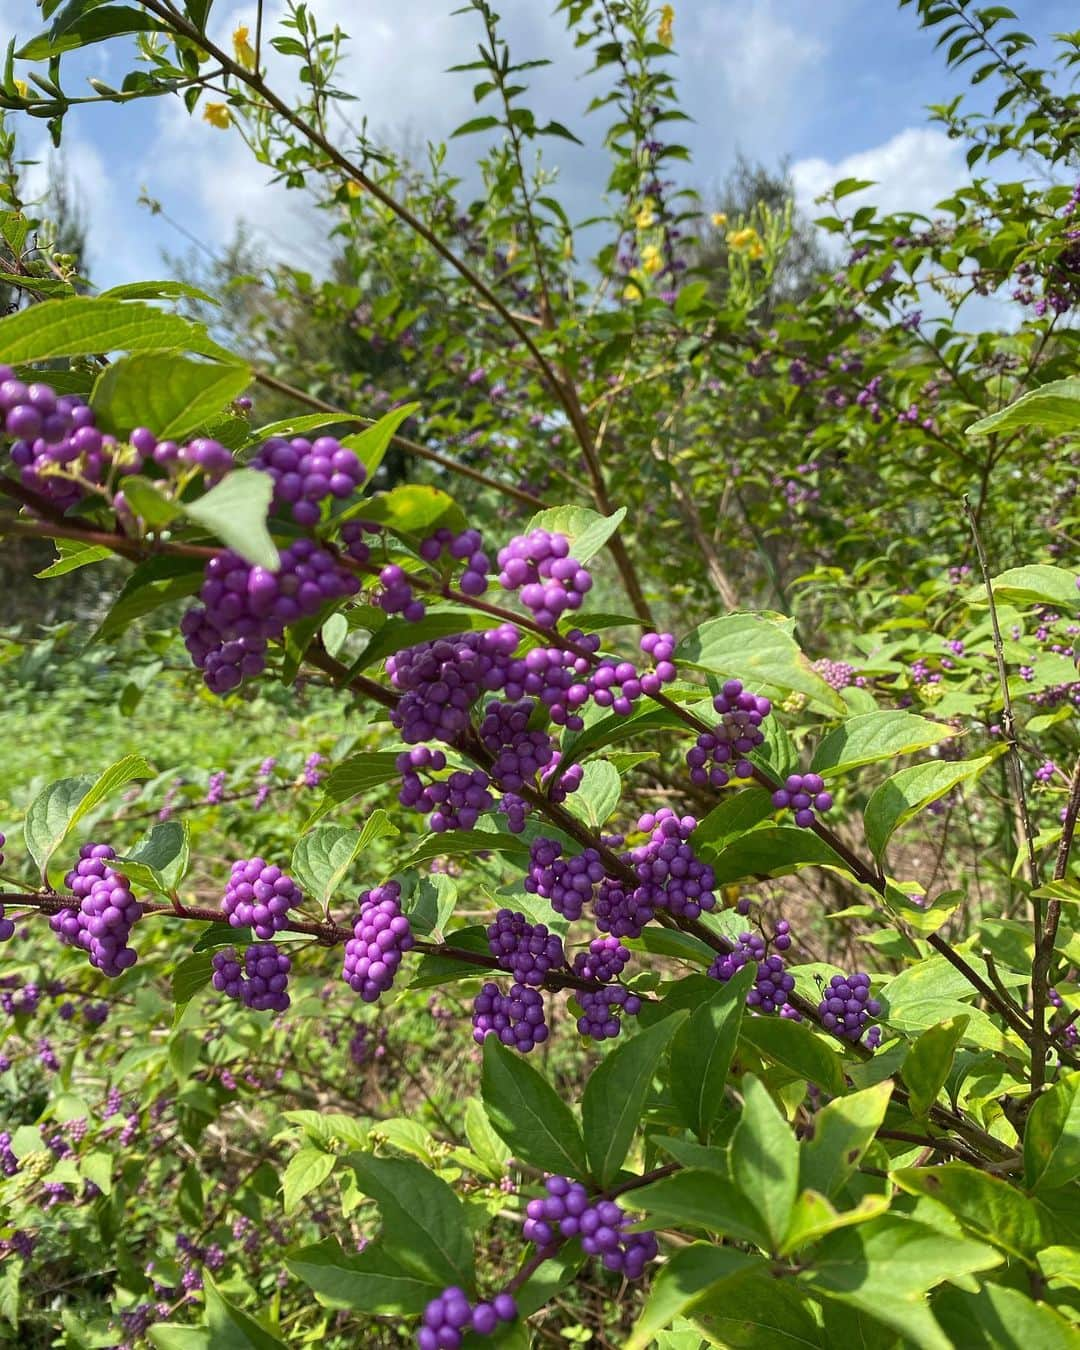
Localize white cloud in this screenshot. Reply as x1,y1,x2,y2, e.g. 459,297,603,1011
791,127,966,220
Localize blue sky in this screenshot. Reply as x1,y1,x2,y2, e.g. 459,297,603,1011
1,0,1078,288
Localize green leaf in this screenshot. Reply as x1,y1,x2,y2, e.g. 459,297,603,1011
286,1238,437,1314
740,1015,847,1096
119,819,189,893
35,540,114,577
1024,1071,1080,1192
339,404,420,480
100,280,217,304
350,483,464,535
148,1329,211,1350
863,754,999,860
800,1081,893,1198
0,297,234,363
282,1148,336,1216
524,505,627,565
676,614,846,715
291,825,366,908
171,953,214,1010
203,1272,285,1349
781,1191,891,1254
901,1016,968,1119
966,378,1080,435
18,6,165,58
403,830,529,869
968,564,1080,610
182,469,278,570
892,1163,1043,1261
670,966,752,1140
624,1245,758,1350
692,1270,826,1349
583,1011,686,1184
24,754,152,881
561,759,620,830
92,556,205,643
731,1075,799,1251
933,1281,1078,1350
92,352,250,441
306,753,402,826
118,476,182,528
481,1037,588,1178
349,606,495,674
629,1169,769,1247
702,826,848,885
810,712,957,777
464,1098,511,1179
694,789,774,852
348,1153,474,1288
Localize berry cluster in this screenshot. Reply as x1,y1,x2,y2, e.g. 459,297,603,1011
576,985,642,1040
211,944,292,1012
525,839,605,922
709,924,796,1015
417,1287,516,1349
687,679,771,787
420,526,490,596
772,773,833,827
818,971,881,1043
222,858,304,939
251,434,365,526
182,540,359,694
637,630,678,694
52,844,141,977
627,810,717,920
387,626,523,743
376,563,426,622
813,657,856,690
497,529,592,627
523,1177,657,1277
472,982,548,1051
572,936,630,983
342,882,415,1002
2,373,119,511
397,748,495,831
487,909,565,986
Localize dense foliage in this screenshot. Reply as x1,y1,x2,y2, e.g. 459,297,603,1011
1,1,1080,1346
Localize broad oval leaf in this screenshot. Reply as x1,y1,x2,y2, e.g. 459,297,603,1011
481,1037,588,1179
182,469,278,571
863,753,999,860
966,378,1080,436
92,351,251,441
810,711,957,777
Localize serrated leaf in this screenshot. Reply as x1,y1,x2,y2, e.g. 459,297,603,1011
35,540,113,577
119,819,189,893
524,505,627,564
694,789,774,852
583,1011,686,1184
339,404,420,480
934,1282,1078,1350
481,1037,588,1178
966,378,1080,435
182,469,278,570
676,614,846,715
560,759,620,830
702,826,848,885
282,1148,336,1215
92,351,250,441
24,754,151,881
403,830,529,869
346,483,464,535
810,712,957,777
0,296,234,363
291,825,366,908
286,1237,437,1313
307,753,402,826
863,753,999,860
967,563,1080,610
171,953,215,1010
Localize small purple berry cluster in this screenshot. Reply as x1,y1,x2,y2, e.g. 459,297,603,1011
376,563,426,622
1,370,113,510
211,944,292,1013
472,982,548,1052
487,909,565,986
497,529,592,627
525,839,605,922
0,834,12,942
772,772,833,827
386,626,522,744
572,936,630,983
523,1176,658,1277
251,434,365,526
576,984,642,1040
420,526,490,596
687,679,771,788
417,1287,516,1349
627,810,717,920
52,844,142,976
342,882,415,1002
182,540,359,694
222,858,304,939
813,657,856,690
397,748,495,831
709,923,796,1015
818,971,881,1043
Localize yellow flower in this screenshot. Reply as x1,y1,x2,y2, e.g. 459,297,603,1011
344,180,363,198
711,211,727,228
635,198,656,230
233,25,257,70
657,4,674,47
748,240,765,261
203,102,231,129
13,79,28,99
726,226,761,254
623,269,645,301
641,243,663,275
